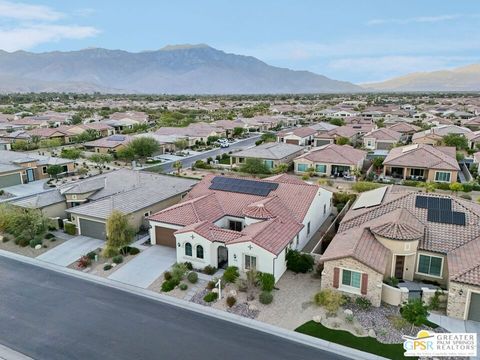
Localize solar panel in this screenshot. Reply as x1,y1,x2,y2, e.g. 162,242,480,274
415,195,428,209
108,135,126,141
427,208,466,226
452,211,466,226
209,176,279,196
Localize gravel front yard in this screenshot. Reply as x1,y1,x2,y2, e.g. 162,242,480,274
0,235,66,258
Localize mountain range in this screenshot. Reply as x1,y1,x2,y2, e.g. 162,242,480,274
362,64,480,92
0,44,361,94
0,44,478,93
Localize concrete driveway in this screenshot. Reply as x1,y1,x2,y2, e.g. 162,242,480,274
108,246,176,288
36,236,104,266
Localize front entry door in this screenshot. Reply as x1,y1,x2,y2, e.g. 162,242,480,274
395,256,405,279
26,168,35,183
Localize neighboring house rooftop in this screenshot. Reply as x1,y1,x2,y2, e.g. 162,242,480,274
233,142,304,160
11,189,65,209
84,134,132,148
296,144,366,165
387,122,421,134
383,144,459,171
364,128,402,142
0,150,73,167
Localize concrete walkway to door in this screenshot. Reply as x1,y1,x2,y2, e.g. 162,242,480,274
108,246,176,288
36,236,104,266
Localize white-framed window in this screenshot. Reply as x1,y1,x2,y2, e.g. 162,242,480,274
435,171,451,183
229,220,243,232
297,163,308,172
42,166,47,174
244,255,256,270
341,269,361,289
185,242,192,256
417,254,443,277
315,164,327,173
196,245,204,259
366,140,373,147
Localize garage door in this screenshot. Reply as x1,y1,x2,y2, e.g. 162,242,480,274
155,226,176,247
315,139,331,147
377,142,394,150
286,139,300,145
468,293,480,321
79,218,106,240
0,173,22,188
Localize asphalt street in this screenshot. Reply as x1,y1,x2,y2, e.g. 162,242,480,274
0,256,348,360
150,134,261,173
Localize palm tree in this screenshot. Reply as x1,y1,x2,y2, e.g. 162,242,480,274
173,161,183,175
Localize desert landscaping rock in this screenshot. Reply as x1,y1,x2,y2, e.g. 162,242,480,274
313,315,322,323
344,309,353,316
227,303,259,319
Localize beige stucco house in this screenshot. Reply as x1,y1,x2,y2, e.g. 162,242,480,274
320,187,480,321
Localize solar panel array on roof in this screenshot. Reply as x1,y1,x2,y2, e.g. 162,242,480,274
108,135,126,141
416,195,465,226
209,176,278,196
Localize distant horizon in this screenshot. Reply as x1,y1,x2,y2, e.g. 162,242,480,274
0,0,478,83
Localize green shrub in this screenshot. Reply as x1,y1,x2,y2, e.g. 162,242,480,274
226,296,236,308
345,314,354,323
385,276,399,287
259,272,275,292
103,264,112,271
44,233,55,239
314,289,345,315
388,315,409,330
77,255,92,268
112,255,123,264
179,283,188,291
1,234,10,243
203,292,218,302
184,261,193,270
164,271,172,280
223,266,239,283
129,247,140,255
204,265,216,275
259,291,273,305
86,251,97,260
355,297,372,310
171,263,188,283
206,280,216,290
351,182,382,193
428,290,444,311
161,280,176,292
401,299,429,326
17,238,30,247
187,271,198,284
102,246,118,258
286,250,314,273
64,222,76,235
403,180,421,187
29,238,42,248
236,278,248,292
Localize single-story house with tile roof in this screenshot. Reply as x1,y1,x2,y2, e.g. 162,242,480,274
276,127,317,146
462,116,480,131
230,142,304,171
412,125,472,146
387,122,422,135
465,131,480,150
313,124,374,147
10,189,67,218
320,186,480,321
363,128,403,150
383,144,459,183
64,169,197,239
148,174,332,282
28,127,73,144
83,134,132,153
0,150,74,187
294,144,367,177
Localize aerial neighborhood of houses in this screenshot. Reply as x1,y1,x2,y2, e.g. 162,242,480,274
1,93,480,358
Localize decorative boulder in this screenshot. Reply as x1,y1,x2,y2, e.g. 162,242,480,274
344,309,353,316
212,288,219,293
313,315,322,323
368,329,376,338
248,304,258,312
229,289,237,297
111,263,117,267
35,244,42,250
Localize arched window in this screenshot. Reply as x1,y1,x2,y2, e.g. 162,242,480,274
185,242,192,256
196,245,204,259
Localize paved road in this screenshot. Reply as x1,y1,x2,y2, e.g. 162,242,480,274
149,135,261,173
0,256,347,360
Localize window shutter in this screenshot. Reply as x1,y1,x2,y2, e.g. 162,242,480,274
361,273,368,295
333,267,340,288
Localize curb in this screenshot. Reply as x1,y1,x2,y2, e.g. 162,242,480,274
0,249,387,360
0,343,33,360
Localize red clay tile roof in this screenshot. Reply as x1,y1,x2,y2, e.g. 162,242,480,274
297,144,366,166
387,122,421,133
383,144,459,171
321,228,390,273
370,208,425,241
364,128,402,141
447,237,480,286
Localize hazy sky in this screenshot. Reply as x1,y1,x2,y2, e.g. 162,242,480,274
0,0,479,83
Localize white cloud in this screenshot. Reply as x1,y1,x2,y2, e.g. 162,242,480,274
0,1,99,51
0,0,63,21
0,24,99,51
366,14,476,26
